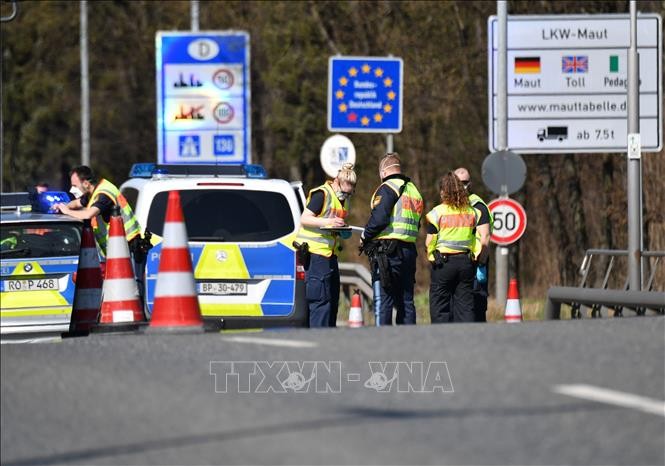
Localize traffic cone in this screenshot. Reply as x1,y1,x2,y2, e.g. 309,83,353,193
148,190,204,333
93,207,146,332
504,278,523,323
63,221,102,337
348,289,364,328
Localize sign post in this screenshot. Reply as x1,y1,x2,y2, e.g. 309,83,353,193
487,13,662,154
156,31,250,164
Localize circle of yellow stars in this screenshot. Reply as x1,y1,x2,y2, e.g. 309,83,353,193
335,62,397,127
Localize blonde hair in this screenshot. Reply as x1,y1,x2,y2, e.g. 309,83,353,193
337,162,357,185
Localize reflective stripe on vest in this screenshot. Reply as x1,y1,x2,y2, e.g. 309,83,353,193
373,179,423,243
90,179,141,257
426,203,478,260
296,181,348,257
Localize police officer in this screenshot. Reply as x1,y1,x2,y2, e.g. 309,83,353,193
296,163,357,328
426,172,488,323
454,167,492,322
361,153,423,325
55,166,150,309
55,166,142,259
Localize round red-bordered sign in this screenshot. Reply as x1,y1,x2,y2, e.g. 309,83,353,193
488,198,527,245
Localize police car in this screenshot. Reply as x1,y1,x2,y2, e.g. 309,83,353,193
120,163,308,329
0,192,82,337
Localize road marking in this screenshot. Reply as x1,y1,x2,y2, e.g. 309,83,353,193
224,335,318,348
553,384,665,417
1,336,62,344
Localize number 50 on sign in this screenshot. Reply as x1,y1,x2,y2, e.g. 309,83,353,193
487,198,527,246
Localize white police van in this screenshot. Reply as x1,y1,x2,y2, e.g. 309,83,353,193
120,163,308,329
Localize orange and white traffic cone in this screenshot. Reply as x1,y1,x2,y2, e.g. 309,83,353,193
148,190,205,333
348,289,364,328
93,207,146,332
63,221,102,337
504,278,523,323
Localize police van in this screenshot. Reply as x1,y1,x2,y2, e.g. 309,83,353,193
0,192,82,337
120,163,308,329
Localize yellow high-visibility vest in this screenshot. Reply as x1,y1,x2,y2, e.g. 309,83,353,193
89,179,141,258
425,203,479,260
371,178,423,243
296,181,348,257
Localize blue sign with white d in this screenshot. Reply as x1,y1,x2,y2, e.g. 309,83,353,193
328,56,403,133
156,31,251,164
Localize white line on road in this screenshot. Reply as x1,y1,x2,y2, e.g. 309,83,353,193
223,335,318,348
552,384,665,417
1,336,62,344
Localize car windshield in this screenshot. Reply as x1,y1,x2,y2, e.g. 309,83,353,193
146,189,295,242
0,222,82,258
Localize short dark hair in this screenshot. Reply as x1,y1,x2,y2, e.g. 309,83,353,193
70,165,98,184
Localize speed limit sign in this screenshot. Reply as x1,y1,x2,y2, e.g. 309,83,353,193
487,198,527,245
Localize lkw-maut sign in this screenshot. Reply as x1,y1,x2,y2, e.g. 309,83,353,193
156,31,251,164
488,14,662,153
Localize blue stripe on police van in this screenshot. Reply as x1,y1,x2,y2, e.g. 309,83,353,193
240,243,294,278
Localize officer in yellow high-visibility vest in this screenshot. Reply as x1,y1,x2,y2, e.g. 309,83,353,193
455,167,492,322
425,172,489,323
360,153,423,325
54,166,147,306
296,163,357,328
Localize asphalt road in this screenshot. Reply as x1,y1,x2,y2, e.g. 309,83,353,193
2,317,664,465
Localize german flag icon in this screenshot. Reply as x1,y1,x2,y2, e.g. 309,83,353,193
514,56,541,74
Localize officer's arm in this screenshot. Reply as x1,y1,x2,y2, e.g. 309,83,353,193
362,185,398,241
475,204,491,247
56,204,101,220
477,223,490,247
65,198,83,209
300,208,345,228
425,234,435,248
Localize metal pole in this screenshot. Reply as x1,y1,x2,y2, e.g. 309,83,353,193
386,134,394,153
80,0,90,166
627,1,641,290
191,0,199,32
495,0,509,307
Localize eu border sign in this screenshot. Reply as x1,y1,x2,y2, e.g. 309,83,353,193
156,31,251,164
328,56,403,133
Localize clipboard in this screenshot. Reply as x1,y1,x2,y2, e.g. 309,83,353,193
320,226,353,232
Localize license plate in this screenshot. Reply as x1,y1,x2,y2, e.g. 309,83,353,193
4,278,58,292
198,282,248,296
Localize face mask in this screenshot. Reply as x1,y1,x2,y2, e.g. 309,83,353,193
69,186,83,199
336,191,350,202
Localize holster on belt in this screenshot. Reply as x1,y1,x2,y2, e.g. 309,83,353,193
292,241,311,270
361,240,393,290
431,250,448,268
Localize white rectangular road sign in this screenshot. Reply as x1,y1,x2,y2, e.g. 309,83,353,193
488,14,662,153
156,31,251,164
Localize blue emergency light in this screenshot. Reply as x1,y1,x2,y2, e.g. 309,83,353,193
34,191,71,213
129,163,157,178
243,164,267,178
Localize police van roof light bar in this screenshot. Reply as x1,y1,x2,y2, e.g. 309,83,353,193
128,163,267,179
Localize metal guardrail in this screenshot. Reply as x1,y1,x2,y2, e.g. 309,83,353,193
545,249,664,319
339,262,373,304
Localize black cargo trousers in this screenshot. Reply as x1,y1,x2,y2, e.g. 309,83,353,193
429,253,475,323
